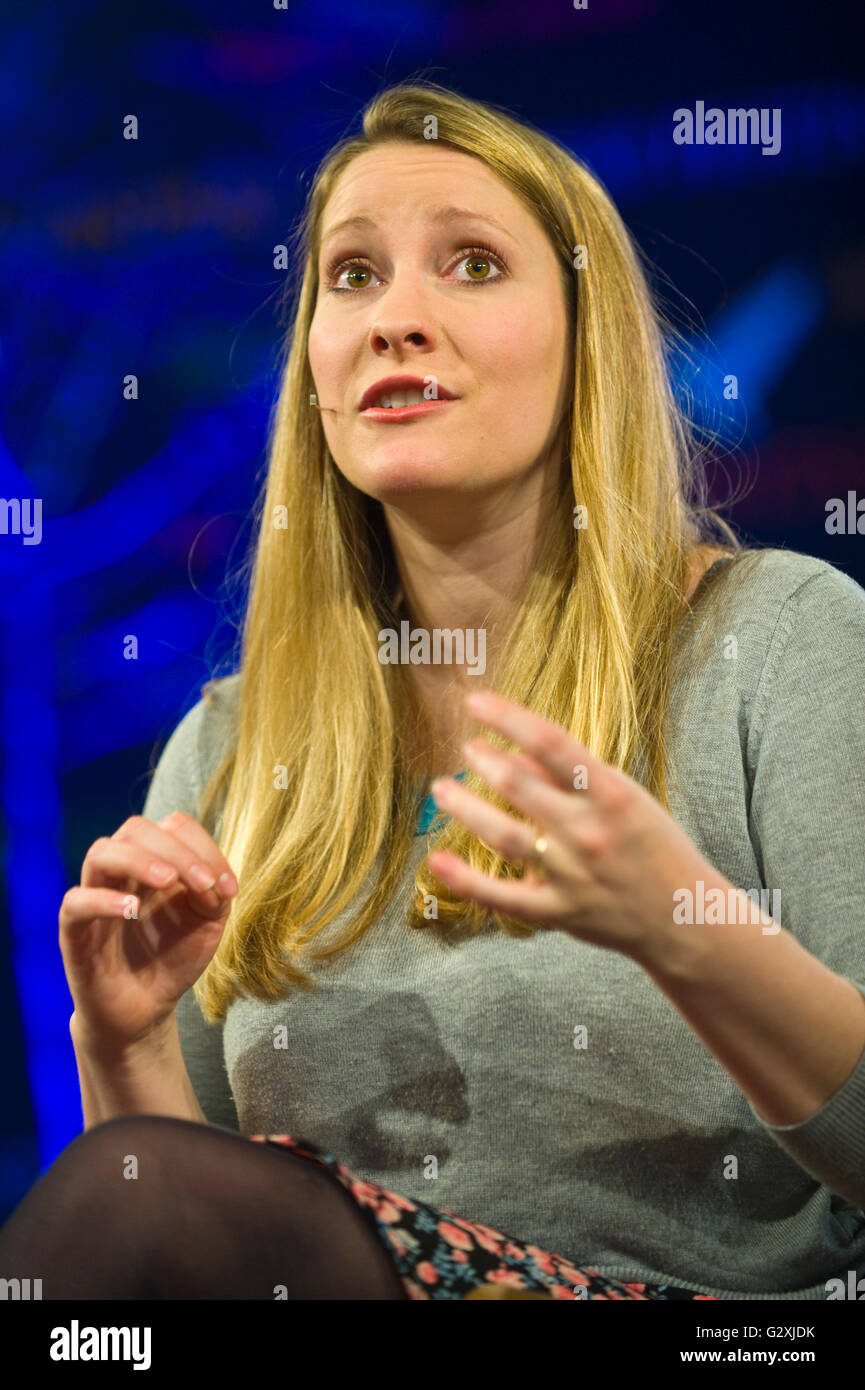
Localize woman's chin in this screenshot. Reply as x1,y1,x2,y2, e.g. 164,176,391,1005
349,461,479,499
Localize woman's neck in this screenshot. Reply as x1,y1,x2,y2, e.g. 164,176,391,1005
399,544,731,780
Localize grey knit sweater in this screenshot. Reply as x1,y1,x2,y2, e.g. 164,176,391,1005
142,549,865,1299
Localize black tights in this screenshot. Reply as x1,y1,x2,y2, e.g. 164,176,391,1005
0,1116,408,1299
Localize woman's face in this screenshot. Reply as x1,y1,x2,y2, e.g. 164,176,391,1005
307,141,572,518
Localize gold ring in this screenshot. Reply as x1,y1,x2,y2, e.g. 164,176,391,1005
531,834,549,878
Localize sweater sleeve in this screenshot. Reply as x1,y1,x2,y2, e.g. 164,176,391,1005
746,562,865,1210
140,692,240,1133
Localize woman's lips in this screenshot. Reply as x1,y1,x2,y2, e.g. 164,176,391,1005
359,399,457,421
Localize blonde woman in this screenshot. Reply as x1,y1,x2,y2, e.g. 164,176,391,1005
3,80,864,1302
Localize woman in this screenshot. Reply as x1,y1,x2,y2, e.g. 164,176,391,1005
2,80,864,1301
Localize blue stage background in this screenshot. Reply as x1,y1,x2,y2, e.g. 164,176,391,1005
1,0,863,1218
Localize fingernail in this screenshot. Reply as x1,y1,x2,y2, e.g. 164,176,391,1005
150,861,176,883
217,871,238,896
189,864,217,891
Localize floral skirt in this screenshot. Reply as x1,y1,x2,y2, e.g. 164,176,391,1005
248,1132,719,1302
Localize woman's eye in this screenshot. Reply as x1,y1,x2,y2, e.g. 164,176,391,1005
337,264,378,291
454,249,504,284
326,246,506,293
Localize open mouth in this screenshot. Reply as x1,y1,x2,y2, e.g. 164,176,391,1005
361,390,456,419
370,388,430,409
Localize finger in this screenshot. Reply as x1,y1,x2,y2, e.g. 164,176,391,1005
465,690,601,789
60,885,140,933
88,817,228,910
152,811,237,895
427,848,558,920
431,774,537,862
507,749,572,791
459,740,583,836
82,836,187,894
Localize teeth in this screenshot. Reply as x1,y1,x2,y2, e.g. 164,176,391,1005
374,388,427,409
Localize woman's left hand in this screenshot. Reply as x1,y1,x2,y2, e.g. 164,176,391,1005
427,688,723,967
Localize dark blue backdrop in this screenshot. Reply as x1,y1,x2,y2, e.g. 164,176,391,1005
1,0,863,1219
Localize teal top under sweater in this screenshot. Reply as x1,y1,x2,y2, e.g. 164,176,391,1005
416,770,468,833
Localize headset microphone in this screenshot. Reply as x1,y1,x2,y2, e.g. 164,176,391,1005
309,393,340,414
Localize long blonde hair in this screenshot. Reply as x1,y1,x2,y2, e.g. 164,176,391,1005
192,78,752,1023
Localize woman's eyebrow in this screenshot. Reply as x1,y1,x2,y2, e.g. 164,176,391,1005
319,204,518,254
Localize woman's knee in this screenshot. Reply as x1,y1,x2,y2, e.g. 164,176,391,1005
50,1114,208,1192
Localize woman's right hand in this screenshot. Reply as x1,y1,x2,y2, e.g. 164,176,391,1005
60,810,238,1053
